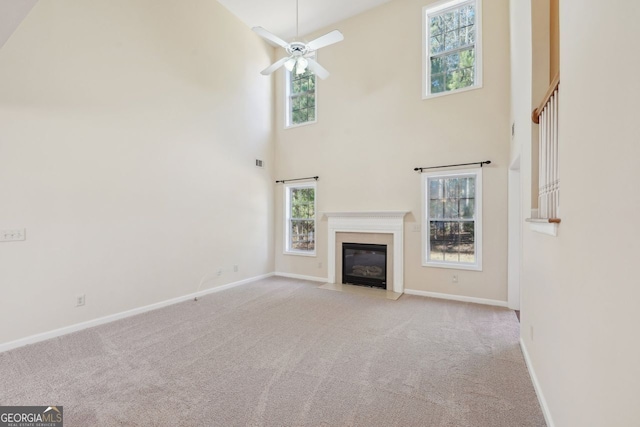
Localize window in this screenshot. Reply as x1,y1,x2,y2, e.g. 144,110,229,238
423,0,482,98
285,62,316,127
422,168,482,270
284,182,316,255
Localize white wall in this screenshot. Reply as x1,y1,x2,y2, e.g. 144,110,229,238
509,0,532,166
0,0,275,346
274,0,512,301
515,0,640,425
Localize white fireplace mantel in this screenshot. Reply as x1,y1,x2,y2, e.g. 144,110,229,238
323,211,409,294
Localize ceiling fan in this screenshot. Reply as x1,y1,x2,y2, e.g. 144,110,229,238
252,0,344,80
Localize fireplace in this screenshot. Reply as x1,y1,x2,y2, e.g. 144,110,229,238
325,211,408,293
342,243,387,289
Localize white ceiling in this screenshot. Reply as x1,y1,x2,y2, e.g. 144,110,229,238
217,0,394,40
0,0,393,51
0,0,38,49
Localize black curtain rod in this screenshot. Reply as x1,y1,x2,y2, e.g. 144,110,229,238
275,176,319,184
414,160,491,172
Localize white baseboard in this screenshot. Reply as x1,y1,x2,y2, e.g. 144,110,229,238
403,289,508,307
520,338,555,427
0,273,274,354
274,272,328,283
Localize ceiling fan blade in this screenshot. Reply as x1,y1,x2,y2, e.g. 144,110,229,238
252,26,289,49
261,57,291,76
307,30,344,51
306,58,330,80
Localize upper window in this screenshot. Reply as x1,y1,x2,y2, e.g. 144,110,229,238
285,63,317,128
284,182,316,256
422,168,482,270
423,0,482,98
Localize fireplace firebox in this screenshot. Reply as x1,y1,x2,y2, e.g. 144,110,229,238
342,243,387,288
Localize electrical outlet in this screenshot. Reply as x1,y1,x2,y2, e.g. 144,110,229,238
411,224,421,232
217,269,222,276
530,325,534,341
318,261,322,269
1,229,26,242
452,274,458,283
233,265,238,272
76,294,85,307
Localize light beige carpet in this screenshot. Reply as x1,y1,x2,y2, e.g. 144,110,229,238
0,277,545,426
319,282,402,300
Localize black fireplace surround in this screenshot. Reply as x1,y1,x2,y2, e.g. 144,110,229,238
342,242,387,289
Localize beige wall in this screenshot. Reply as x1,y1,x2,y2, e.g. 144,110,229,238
515,0,640,425
274,0,512,301
0,0,275,345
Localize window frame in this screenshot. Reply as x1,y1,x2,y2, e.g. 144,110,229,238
284,181,317,257
421,167,483,271
422,0,483,99
284,56,318,129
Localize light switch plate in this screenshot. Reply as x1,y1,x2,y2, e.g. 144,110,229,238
1,229,26,242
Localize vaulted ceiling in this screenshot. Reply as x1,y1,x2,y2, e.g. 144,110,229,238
216,0,394,40
0,0,394,51
0,0,38,49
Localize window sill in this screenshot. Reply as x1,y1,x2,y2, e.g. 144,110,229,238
422,261,482,271
285,119,317,130
526,218,561,236
284,250,316,257
423,84,483,100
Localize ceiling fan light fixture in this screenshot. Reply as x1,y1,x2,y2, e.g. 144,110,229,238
295,57,308,75
284,58,297,72
252,0,344,80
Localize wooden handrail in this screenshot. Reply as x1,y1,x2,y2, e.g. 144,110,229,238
532,72,560,124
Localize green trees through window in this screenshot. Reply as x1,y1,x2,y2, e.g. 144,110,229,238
422,169,483,270
288,68,316,126
425,0,480,96
287,185,316,253
428,176,476,263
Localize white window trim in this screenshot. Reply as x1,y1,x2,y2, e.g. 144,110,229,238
284,55,318,129
284,181,317,257
422,0,483,100
421,167,483,271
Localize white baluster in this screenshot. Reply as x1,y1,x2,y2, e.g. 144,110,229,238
553,89,560,218
535,82,560,220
